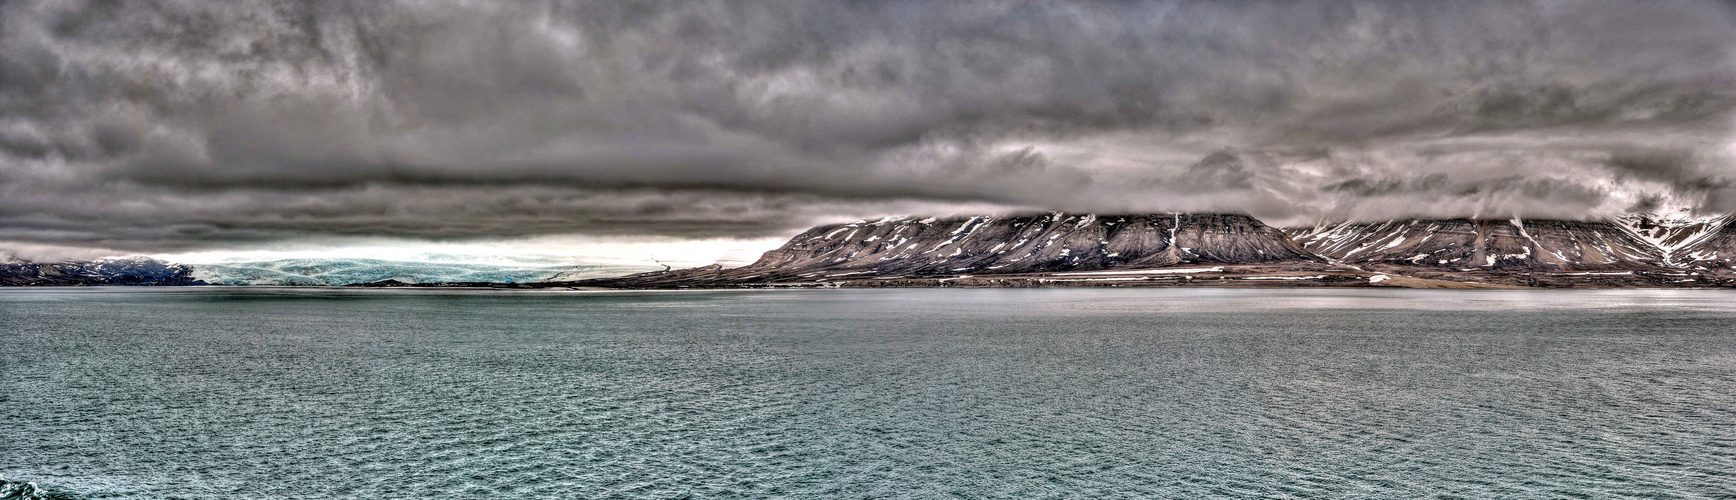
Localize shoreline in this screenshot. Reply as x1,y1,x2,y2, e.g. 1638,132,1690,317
7,263,1736,291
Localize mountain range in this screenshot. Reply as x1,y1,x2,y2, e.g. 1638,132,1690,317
0,256,641,287
9,212,1736,288
568,212,1736,289
0,257,203,286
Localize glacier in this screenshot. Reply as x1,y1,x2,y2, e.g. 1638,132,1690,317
190,258,652,286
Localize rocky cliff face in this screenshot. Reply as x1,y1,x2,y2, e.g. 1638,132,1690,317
578,213,1324,287
1287,219,1668,271
1615,214,1729,254
1674,215,1736,271
0,257,204,286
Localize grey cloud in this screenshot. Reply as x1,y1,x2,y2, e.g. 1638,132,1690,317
1602,147,1729,191
1323,174,1451,198
0,182,1022,253
1179,150,1255,190
4,0,1736,255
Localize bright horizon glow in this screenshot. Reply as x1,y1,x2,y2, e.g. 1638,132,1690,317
141,235,789,269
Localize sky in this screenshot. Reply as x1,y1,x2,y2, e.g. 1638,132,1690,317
4,0,1736,265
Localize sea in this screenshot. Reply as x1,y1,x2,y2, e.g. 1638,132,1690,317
2,288,1734,499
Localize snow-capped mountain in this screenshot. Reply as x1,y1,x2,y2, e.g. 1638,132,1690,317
0,256,203,286
752,213,1320,272
1286,219,1668,271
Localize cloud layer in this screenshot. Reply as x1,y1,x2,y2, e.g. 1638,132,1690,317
4,0,1736,257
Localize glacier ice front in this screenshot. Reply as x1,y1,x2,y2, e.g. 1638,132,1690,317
189,258,645,286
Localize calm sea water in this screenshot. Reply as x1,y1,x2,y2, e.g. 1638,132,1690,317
3,288,1735,499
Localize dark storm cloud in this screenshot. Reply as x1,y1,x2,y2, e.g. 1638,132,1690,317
4,0,1736,255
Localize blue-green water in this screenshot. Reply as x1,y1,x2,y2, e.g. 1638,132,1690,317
3,288,1735,498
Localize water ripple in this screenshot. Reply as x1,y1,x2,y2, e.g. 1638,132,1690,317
2,288,1735,498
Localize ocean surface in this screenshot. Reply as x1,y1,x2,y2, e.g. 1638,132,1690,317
3,288,1735,499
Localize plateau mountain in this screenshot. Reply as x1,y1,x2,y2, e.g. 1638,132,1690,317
1286,219,1668,271
573,213,1347,288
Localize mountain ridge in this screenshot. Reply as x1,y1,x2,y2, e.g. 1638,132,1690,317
571,212,1351,288
571,212,1736,289
1285,218,1668,271
0,256,204,286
